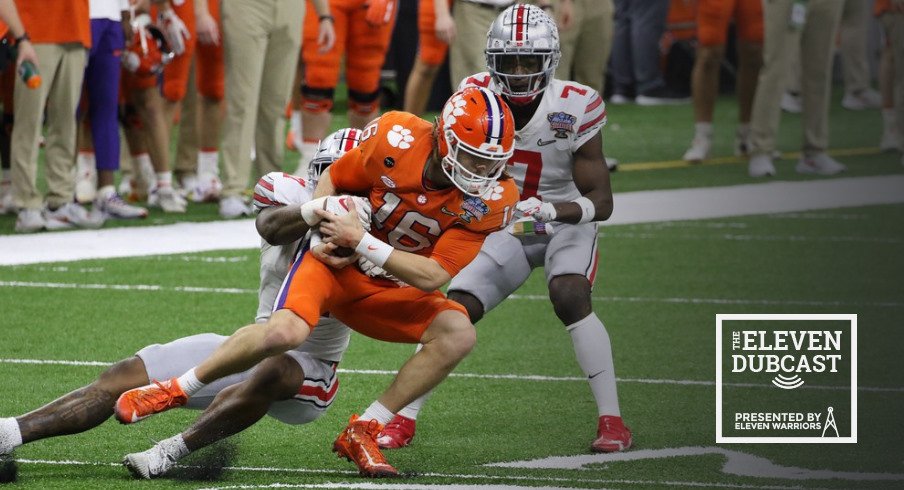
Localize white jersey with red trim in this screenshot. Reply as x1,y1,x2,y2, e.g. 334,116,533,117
459,73,607,203
252,172,351,363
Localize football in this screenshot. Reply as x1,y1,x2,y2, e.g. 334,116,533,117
315,195,371,259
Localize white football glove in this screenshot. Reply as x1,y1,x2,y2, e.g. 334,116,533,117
515,197,557,223
159,9,190,56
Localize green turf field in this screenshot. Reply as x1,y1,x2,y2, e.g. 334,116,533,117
0,91,902,488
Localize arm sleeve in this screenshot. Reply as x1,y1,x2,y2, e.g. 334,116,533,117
573,89,607,151
429,226,488,277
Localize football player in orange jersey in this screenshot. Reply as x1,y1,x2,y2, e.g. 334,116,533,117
114,86,520,477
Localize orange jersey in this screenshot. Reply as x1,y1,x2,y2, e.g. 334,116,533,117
329,111,520,277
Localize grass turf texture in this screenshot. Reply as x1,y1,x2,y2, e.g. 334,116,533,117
1,87,903,488
1,202,903,488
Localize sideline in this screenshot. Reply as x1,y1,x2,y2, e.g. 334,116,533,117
1,175,902,265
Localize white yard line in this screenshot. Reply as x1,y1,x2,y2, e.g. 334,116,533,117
14,458,821,490
1,357,900,393
3,280,902,308
1,175,902,266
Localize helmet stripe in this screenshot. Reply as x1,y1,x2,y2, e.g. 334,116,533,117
514,4,525,41
479,88,503,146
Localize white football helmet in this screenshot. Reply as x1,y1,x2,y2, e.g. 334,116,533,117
307,128,362,188
485,4,560,104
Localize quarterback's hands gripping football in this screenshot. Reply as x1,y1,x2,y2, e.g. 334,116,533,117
311,242,359,269
158,9,190,55
313,196,372,249
515,197,557,223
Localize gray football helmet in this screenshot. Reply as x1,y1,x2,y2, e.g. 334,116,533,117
307,128,362,188
485,4,561,103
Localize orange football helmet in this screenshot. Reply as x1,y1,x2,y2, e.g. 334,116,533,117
121,14,174,77
437,86,515,197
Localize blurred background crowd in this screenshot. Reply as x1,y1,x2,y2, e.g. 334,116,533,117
0,0,901,233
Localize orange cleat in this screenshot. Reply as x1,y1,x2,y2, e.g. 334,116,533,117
114,378,188,424
591,415,633,453
332,415,399,477
376,414,416,449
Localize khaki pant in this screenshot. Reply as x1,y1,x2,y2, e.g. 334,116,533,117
450,1,511,88
555,0,613,94
220,0,304,198
839,0,872,95
750,0,843,155
11,43,86,210
882,13,904,144
174,56,200,179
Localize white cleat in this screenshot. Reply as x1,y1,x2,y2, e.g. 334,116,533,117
879,127,903,152
149,186,188,213
682,135,712,163
796,153,846,176
841,89,882,111
780,92,802,114
219,196,252,219
123,445,176,479
748,153,776,178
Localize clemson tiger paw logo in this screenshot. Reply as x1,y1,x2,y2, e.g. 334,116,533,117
442,95,468,125
387,125,414,149
482,185,505,201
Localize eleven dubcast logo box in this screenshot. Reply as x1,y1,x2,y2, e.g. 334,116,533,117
716,314,857,443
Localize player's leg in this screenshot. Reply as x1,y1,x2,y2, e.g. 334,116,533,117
683,0,728,162
344,6,395,130
734,0,764,156
298,3,347,170
0,357,148,455
129,83,187,212
403,0,448,115
193,32,226,201
115,252,336,422
123,353,315,479
544,223,631,452
377,231,534,448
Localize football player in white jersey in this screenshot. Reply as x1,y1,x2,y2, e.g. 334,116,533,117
0,129,362,478
376,4,632,453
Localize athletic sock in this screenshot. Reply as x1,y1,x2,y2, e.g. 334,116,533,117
290,111,303,149
0,418,23,454
176,368,206,397
197,149,219,176
566,313,621,417
360,401,395,425
157,434,190,460
694,122,713,138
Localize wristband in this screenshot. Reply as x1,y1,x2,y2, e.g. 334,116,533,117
319,15,334,22
355,232,393,267
573,196,595,224
14,33,30,46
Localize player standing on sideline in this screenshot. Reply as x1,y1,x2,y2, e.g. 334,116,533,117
376,4,632,454
114,87,520,477
0,130,362,479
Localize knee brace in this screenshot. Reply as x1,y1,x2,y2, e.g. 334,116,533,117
301,86,335,113
348,88,381,116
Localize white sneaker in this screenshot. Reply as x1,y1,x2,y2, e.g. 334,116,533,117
74,155,97,204
683,134,712,162
879,127,903,152
605,156,618,171
841,89,882,111
219,195,251,218
148,186,188,213
780,92,802,114
15,208,45,233
43,202,105,230
0,180,13,215
796,153,846,176
748,153,776,177
192,171,223,203
95,186,148,219
123,445,177,479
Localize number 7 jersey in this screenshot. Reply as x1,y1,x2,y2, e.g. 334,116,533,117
460,73,607,202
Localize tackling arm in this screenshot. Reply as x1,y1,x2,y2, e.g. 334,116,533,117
255,206,312,247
